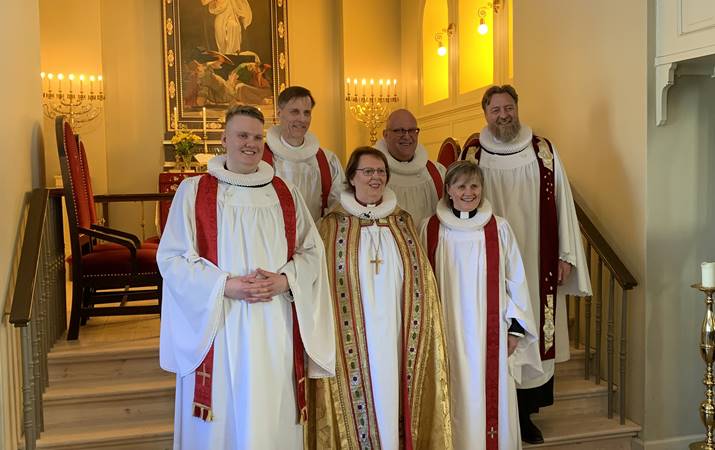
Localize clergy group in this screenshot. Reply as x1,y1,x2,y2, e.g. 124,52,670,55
157,84,592,450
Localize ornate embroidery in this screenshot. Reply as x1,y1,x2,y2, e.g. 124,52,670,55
543,294,555,353
536,140,554,171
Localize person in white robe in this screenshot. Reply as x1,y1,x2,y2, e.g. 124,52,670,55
265,86,345,222
461,85,591,444
308,146,452,450
420,160,542,450
373,109,446,226
158,105,335,450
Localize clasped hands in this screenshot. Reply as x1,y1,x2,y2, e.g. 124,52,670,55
224,268,289,303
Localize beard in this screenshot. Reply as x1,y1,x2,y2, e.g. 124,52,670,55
489,117,521,142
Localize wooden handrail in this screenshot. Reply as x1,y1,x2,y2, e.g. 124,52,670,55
575,201,638,290
94,192,175,202
9,189,49,326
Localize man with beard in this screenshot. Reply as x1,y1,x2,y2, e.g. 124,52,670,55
374,109,446,225
460,85,591,444
264,86,345,222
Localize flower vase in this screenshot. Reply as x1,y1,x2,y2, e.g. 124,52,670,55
177,154,194,172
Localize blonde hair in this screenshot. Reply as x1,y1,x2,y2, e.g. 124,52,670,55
443,160,485,209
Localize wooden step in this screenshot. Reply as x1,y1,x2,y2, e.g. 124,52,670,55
555,347,588,378
43,377,175,433
36,420,173,450
48,337,166,385
537,376,609,418
525,414,641,449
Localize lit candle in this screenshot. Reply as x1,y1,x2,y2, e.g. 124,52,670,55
57,73,64,92
79,74,84,93
97,75,103,93
379,79,384,98
173,106,178,131
68,74,75,94
47,73,54,93
353,79,358,96
346,78,350,96
361,78,366,97
386,79,391,98
702,262,715,288
369,79,374,97
393,79,398,98
202,106,207,133
89,75,95,93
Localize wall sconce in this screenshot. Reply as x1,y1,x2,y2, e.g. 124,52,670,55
477,0,502,35
434,23,456,57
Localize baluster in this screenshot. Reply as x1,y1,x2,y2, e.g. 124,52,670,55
607,273,615,419
574,295,581,349
620,288,628,424
39,235,49,390
595,259,603,384
21,325,36,450
585,243,592,380
140,200,147,241
31,319,43,432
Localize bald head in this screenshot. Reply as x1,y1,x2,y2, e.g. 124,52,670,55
383,109,420,162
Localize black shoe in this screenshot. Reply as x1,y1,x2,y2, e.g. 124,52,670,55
520,415,544,444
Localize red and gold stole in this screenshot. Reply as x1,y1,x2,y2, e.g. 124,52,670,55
320,208,450,450
426,214,501,449
462,136,559,360
192,174,307,423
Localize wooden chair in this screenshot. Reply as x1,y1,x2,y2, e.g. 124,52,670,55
437,137,461,169
462,132,481,159
56,116,163,340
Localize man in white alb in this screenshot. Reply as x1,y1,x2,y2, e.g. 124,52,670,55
264,85,345,222
158,105,335,449
374,109,446,226
461,85,591,444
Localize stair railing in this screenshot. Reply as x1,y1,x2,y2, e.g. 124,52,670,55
569,201,638,425
8,188,67,450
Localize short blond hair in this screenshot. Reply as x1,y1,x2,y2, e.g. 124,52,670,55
444,160,485,209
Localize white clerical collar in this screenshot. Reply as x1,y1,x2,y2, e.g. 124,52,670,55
436,197,493,231
266,125,320,161
207,155,274,186
339,188,397,220
373,138,429,175
479,125,534,155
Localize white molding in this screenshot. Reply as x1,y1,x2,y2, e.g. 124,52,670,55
632,434,706,450
655,62,678,126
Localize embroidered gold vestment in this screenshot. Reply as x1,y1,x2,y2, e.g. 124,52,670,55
307,205,452,450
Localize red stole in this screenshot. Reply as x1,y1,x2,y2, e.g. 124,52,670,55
192,174,307,423
263,143,332,214
425,160,444,200
461,136,559,360
426,214,501,449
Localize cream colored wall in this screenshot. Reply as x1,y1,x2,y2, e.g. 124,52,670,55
40,0,107,193
512,0,648,429
288,0,344,160
0,2,43,449
342,0,402,159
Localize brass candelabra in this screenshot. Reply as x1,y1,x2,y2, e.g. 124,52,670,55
41,72,105,130
691,284,715,450
345,78,399,145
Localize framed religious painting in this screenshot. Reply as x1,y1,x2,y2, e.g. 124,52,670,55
162,0,289,144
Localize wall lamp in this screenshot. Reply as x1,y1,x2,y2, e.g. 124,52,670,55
434,23,456,57
477,0,502,35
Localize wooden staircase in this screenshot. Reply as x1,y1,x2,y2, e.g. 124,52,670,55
524,348,641,449
35,336,174,450
31,327,640,449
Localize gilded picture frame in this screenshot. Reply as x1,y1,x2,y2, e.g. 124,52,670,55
162,0,289,141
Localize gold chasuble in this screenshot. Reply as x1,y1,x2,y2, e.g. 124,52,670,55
308,190,452,450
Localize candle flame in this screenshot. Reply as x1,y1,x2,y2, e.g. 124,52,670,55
47,73,54,80
57,74,64,80
40,72,46,79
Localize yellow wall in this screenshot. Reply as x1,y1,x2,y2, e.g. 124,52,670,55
458,0,493,94
513,0,647,433
40,0,107,193
422,0,449,105
0,2,43,449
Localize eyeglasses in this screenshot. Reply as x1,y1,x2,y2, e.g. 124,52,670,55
388,127,420,136
355,168,388,177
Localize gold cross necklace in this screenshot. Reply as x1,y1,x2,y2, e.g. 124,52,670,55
368,224,383,275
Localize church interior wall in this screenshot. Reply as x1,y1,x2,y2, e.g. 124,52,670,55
644,51,715,449
39,0,108,194
510,0,648,433
0,3,44,449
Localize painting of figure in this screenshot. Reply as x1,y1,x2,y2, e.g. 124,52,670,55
163,0,288,134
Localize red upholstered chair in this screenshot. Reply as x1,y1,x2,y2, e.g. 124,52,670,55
56,117,163,340
437,137,461,169
462,132,481,158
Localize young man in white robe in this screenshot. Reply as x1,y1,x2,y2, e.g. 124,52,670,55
420,161,542,450
158,105,335,450
374,109,446,226
308,147,452,450
264,85,345,222
460,85,592,444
